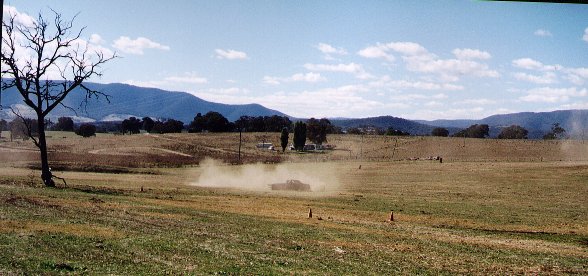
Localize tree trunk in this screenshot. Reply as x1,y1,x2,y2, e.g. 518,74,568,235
37,115,55,187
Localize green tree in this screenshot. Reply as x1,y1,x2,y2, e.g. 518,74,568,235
431,127,449,137
152,119,184,134
452,124,489,138
386,128,410,136
204,111,230,132
76,123,96,137
293,121,307,151
498,125,528,139
280,127,289,152
543,123,566,140
142,117,155,133
121,117,142,134
306,117,332,144
188,113,206,133
54,117,74,131
0,119,6,138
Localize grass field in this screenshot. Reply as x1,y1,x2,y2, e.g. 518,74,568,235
1,132,587,274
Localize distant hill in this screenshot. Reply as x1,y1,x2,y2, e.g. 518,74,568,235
330,116,457,135
419,110,588,139
0,82,288,123
2,81,585,139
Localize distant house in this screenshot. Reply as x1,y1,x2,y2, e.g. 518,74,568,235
303,144,317,151
256,142,273,150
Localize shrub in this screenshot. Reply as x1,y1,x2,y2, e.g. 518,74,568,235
76,123,96,137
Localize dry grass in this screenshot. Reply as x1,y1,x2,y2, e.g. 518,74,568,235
3,132,587,170
0,133,587,274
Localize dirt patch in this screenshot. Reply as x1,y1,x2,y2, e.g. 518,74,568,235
4,195,60,208
26,163,160,175
0,219,123,238
88,147,192,157
69,185,127,195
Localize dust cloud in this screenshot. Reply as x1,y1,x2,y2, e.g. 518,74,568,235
560,113,588,161
191,158,341,194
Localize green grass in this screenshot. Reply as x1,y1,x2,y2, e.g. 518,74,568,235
1,160,587,274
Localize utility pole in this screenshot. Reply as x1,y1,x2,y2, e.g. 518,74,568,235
238,128,242,163
391,138,398,161
360,133,364,160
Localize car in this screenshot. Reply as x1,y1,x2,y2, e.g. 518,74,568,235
269,180,311,192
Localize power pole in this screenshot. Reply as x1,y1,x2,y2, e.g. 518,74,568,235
360,133,364,160
391,138,398,161
238,128,242,163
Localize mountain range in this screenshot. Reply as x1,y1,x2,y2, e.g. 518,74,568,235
1,81,586,138
0,82,286,123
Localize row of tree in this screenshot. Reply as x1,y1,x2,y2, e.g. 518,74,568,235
0,117,98,139
430,123,566,140
0,116,571,141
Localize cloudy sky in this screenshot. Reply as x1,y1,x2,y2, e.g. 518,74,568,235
3,1,588,120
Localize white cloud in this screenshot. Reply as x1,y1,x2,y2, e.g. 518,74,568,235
261,76,279,85
563,67,588,85
3,5,36,27
262,76,281,85
454,98,497,105
565,67,588,79
357,42,428,62
290,72,326,82
583,27,588,42
511,58,559,71
388,93,448,102
385,42,428,56
512,58,544,70
203,87,250,95
424,101,443,107
369,76,464,91
520,87,587,103
124,72,208,89
112,36,170,55
304,63,373,79
122,79,168,89
263,72,326,85
513,72,557,84
404,107,489,120
403,54,499,81
512,57,588,85
452,48,491,60
194,84,392,118
316,43,347,60
559,101,588,110
357,44,395,62
534,29,552,37
89,34,105,45
164,72,208,84
215,49,248,60
359,42,498,82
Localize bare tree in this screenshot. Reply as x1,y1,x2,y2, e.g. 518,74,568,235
1,8,115,186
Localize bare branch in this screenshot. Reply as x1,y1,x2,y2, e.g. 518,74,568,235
9,106,40,148
2,7,115,187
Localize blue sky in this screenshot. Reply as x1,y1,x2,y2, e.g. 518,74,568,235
3,1,588,119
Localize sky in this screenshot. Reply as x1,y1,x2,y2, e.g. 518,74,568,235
3,1,588,120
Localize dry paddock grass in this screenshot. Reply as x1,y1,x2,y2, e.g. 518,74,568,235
1,131,587,168
0,132,587,274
